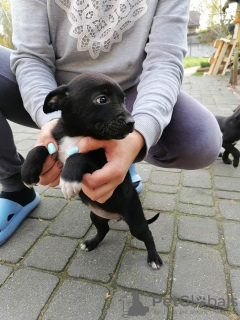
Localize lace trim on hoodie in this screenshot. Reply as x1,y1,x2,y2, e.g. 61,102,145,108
55,0,148,59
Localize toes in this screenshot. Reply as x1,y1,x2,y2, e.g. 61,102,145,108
149,261,160,270
80,243,88,252
148,254,162,270
60,178,81,200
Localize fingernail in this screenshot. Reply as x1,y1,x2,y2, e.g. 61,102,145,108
47,143,56,155
66,146,79,156
51,153,57,161
57,161,63,169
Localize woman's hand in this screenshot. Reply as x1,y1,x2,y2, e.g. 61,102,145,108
77,130,145,203
35,119,63,187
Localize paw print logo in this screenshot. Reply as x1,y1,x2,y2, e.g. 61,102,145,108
55,0,148,59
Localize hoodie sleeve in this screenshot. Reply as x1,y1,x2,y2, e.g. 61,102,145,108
10,0,61,128
132,0,190,157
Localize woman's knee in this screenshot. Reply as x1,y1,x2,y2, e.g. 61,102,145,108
145,92,223,170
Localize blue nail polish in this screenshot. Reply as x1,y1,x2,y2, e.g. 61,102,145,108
47,143,56,155
66,146,79,156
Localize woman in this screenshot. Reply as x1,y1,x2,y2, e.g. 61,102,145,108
0,0,222,245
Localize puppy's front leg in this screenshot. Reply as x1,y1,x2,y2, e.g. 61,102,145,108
60,153,87,200
21,146,49,188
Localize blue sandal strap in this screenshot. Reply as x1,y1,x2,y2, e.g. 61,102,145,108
0,193,40,246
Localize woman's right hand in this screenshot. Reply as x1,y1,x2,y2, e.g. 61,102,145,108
35,119,63,187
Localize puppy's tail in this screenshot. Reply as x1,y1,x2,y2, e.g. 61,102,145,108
147,213,160,225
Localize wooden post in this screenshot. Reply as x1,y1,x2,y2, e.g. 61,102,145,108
233,47,239,84
232,8,240,84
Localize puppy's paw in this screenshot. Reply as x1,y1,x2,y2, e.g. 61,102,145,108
233,159,239,168
60,177,81,200
147,253,162,270
80,238,99,252
21,170,40,189
222,158,232,165
23,181,39,189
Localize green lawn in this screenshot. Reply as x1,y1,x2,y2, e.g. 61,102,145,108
184,57,209,69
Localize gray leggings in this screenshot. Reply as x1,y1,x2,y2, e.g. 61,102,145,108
0,45,222,192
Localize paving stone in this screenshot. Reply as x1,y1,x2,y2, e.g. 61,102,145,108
42,280,108,320
68,230,127,282
212,161,240,178
155,167,181,173
0,219,49,263
219,200,240,221
131,213,174,253
230,269,240,315
180,187,214,207
49,200,92,238
105,290,168,320
44,187,65,198
9,121,26,132
0,265,13,286
0,269,59,320
172,242,228,307
13,133,33,142
117,251,169,294
216,190,240,200
215,177,240,192
151,171,181,186
34,185,49,195
182,170,212,189
24,236,78,271
109,219,129,231
178,216,219,244
223,222,240,267
15,139,35,151
178,203,216,217
148,184,178,194
136,163,153,182
24,127,40,134
173,305,231,319
30,197,67,219
143,192,176,211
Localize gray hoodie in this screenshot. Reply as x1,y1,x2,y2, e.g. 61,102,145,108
10,0,190,153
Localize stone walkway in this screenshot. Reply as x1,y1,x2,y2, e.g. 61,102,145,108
1,74,240,320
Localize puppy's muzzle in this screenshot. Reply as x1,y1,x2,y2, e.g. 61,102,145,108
95,114,135,140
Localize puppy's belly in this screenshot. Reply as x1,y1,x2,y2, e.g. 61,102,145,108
89,205,122,220
58,136,82,164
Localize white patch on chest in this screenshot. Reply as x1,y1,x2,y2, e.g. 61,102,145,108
58,136,122,221
58,136,83,164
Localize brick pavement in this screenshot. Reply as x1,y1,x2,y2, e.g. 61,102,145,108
1,74,240,319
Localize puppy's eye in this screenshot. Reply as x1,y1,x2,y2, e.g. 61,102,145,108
96,95,108,104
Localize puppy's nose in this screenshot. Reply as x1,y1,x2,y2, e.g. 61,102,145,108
125,115,135,127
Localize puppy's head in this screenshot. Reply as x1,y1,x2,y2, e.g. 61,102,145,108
234,105,240,122
43,73,134,139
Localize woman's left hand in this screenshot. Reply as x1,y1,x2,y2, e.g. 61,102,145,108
77,130,145,203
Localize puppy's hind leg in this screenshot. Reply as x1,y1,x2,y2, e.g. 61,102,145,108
124,200,162,269
81,211,110,252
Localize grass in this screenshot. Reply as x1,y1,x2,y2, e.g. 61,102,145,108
184,57,209,69
192,72,204,76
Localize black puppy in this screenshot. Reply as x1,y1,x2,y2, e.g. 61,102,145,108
215,105,240,167
21,73,162,270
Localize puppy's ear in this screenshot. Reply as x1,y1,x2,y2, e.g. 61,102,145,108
43,85,69,114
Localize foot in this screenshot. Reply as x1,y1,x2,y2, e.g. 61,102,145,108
80,236,101,252
147,252,163,270
0,187,40,246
